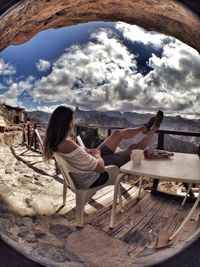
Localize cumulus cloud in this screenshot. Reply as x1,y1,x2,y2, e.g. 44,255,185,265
145,39,200,113
32,28,138,109
115,22,170,48
1,76,34,106
36,59,51,72
0,59,16,75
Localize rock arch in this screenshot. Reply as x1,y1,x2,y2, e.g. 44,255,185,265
0,0,200,53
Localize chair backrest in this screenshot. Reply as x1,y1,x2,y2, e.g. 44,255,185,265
54,152,78,190
35,128,44,147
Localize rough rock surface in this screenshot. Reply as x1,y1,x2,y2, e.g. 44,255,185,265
0,0,200,53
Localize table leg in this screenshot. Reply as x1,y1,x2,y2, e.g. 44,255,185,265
110,173,125,228
118,184,122,211
152,179,159,191
181,183,192,206
183,182,195,198
137,176,143,199
169,185,200,240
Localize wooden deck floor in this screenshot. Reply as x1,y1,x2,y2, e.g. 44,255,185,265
61,183,200,265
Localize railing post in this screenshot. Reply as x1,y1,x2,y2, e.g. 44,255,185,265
22,124,26,143
152,130,165,191
157,130,165,150
107,128,111,137
76,126,81,137
27,124,30,147
33,123,37,150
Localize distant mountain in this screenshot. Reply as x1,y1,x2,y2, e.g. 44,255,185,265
74,108,135,128
161,115,200,132
27,111,50,126
123,111,154,125
164,134,198,154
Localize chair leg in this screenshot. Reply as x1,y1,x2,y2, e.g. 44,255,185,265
110,173,125,228
63,180,67,206
76,192,87,227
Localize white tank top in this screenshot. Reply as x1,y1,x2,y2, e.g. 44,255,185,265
58,146,100,188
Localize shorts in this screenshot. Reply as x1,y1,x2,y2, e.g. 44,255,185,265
99,144,130,168
90,171,109,188
90,144,130,188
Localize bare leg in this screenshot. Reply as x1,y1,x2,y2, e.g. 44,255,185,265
98,126,144,152
98,112,161,153
122,126,158,155
121,110,163,155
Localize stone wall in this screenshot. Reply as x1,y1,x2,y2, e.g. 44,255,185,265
0,104,27,124
0,131,23,146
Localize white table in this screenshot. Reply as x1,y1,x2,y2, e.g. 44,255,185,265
110,152,200,240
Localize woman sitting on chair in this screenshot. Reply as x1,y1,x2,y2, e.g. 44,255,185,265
43,106,163,189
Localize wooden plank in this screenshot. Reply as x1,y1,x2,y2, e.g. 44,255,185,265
103,189,147,235
88,186,140,228
119,195,166,247
128,198,172,256
109,192,158,238
85,184,134,215
177,206,200,242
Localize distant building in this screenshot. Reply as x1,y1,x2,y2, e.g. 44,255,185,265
0,104,28,125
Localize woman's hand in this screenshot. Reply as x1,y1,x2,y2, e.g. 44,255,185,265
86,148,101,158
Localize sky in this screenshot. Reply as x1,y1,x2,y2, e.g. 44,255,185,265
0,21,200,118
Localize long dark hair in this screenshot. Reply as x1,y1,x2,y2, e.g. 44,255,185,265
43,106,74,160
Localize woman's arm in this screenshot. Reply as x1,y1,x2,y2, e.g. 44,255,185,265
92,149,105,173
81,147,105,172
94,156,105,173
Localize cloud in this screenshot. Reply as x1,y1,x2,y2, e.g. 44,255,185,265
36,59,51,72
1,76,34,107
0,59,16,75
31,24,200,115
0,83,7,90
32,28,138,107
145,39,200,113
3,22,199,115
115,22,170,48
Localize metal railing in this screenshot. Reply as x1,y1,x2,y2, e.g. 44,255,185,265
24,123,200,155
157,129,200,150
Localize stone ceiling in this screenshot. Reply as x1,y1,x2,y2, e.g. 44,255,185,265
0,0,200,53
